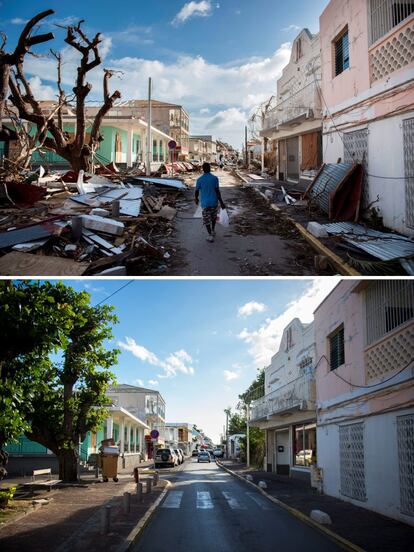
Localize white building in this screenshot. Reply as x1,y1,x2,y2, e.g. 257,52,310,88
261,29,322,185
249,318,317,481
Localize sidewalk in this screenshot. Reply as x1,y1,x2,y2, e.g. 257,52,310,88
0,470,164,552
219,460,414,552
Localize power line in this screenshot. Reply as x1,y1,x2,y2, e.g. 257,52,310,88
94,280,134,307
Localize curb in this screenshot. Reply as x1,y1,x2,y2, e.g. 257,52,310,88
217,461,366,552
117,479,171,552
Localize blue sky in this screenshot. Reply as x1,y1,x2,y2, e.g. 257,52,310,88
1,0,329,147
60,278,340,443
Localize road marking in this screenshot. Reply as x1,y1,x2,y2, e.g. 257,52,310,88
246,492,273,510
222,491,247,510
162,491,183,509
197,491,213,509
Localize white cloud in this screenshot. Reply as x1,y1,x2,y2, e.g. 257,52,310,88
23,38,291,148
118,337,194,378
148,379,159,386
238,279,340,368
135,379,144,386
282,24,301,32
28,76,56,100
11,18,27,24
224,370,239,381
238,301,267,318
172,1,213,26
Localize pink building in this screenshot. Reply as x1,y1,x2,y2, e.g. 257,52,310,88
319,1,414,236
314,280,414,524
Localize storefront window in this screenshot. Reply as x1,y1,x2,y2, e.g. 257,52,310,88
293,423,316,467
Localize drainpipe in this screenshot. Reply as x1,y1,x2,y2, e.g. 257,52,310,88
246,404,250,468
146,77,152,176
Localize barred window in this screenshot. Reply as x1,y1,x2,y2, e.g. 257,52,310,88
369,0,414,45
365,280,414,345
334,28,350,76
329,325,345,370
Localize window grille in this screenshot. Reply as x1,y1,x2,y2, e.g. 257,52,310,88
365,280,414,345
339,423,366,501
334,29,350,76
369,0,414,45
286,326,294,351
329,325,345,370
397,414,414,516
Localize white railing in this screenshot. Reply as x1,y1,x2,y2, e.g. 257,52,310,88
250,372,316,422
262,81,322,132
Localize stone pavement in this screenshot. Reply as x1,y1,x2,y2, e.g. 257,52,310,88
0,471,163,552
220,460,414,552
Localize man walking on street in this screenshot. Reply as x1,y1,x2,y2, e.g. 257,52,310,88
195,162,225,242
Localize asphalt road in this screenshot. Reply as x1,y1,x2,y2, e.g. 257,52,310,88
133,459,342,552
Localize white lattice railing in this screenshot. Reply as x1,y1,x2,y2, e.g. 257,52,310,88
250,373,316,422
262,81,322,132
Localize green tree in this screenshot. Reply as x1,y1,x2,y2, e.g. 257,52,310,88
238,369,266,468
0,281,119,481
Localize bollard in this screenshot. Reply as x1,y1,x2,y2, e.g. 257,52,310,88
112,200,120,218
133,467,140,483
123,492,131,514
71,216,83,241
101,504,111,535
146,478,152,494
153,472,159,487
136,481,143,503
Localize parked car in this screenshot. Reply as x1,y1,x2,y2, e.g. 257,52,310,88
191,449,199,457
197,450,211,463
174,448,184,464
154,448,178,468
178,448,185,462
213,448,223,458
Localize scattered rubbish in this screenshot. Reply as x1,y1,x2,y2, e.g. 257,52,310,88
307,222,329,239
281,185,297,205
0,220,66,249
91,208,110,218
306,163,363,221
258,480,267,489
155,206,177,220
1,181,46,206
0,251,88,276
12,239,48,252
98,266,127,276
135,176,187,190
248,174,265,181
218,208,230,227
81,215,125,236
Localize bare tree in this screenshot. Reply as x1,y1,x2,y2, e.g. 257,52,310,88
3,11,121,172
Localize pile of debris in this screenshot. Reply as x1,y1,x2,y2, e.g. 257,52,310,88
0,166,187,276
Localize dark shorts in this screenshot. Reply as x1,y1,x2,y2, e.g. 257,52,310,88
202,206,218,227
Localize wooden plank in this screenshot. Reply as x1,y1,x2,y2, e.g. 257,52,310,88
33,468,51,476
0,252,88,276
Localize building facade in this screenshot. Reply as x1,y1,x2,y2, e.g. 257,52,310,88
118,100,190,159
164,423,195,455
261,29,323,185
106,384,166,459
314,280,414,524
250,318,316,480
189,135,217,163
319,0,414,236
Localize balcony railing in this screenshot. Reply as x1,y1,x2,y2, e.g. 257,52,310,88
261,81,322,133
250,372,316,422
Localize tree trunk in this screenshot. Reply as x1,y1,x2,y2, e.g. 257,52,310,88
58,448,78,482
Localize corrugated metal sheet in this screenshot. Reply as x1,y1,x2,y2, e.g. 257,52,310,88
323,222,414,261
309,163,354,214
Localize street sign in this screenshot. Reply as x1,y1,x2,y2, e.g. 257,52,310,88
150,429,159,439
168,140,177,150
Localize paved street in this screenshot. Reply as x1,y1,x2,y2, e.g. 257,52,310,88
133,459,341,552
163,170,325,276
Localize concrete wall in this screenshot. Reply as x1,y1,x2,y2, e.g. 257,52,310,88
6,455,59,477
318,407,414,525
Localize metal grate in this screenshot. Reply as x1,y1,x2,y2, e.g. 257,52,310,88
397,414,414,516
335,29,350,76
403,118,414,228
330,325,345,370
343,129,369,208
369,0,414,45
339,423,366,501
365,280,414,345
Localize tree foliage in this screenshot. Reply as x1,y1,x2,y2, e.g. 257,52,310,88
0,281,119,481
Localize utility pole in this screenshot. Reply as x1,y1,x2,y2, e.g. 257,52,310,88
246,404,250,468
225,409,230,459
146,77,152,176
261,111,265,174
244,125,248,169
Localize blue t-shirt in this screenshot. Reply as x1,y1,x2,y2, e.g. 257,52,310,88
196,173,219,208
